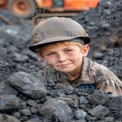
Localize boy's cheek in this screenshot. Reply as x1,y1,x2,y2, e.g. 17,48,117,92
44,58,57,64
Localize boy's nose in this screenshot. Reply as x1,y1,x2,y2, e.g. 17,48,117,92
57,53,66,62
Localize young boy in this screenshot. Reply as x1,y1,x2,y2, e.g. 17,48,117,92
29,17,122,95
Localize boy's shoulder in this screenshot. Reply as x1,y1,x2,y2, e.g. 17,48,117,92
87,57,119,81
91,59,112,73
83,57,110,73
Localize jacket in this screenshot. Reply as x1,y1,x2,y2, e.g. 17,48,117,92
41,57,122,95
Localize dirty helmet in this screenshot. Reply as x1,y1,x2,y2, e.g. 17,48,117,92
29,17,91,52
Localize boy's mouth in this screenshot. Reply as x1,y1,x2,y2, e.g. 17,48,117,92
57,63,72,68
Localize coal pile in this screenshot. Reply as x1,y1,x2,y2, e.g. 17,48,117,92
72,0,122,52
0,9,22,26
72,0,122,80
0,0,122,121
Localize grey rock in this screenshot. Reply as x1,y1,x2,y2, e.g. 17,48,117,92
88,105,110,118
86,114,97,121
75,109,87,119
95,121,105,122
27,100,38,108
30,107,38,114
0,114,21,122
105,117,114,122
0,95,20,111
12,112,21,119
58,94,78,106
79,96,89,104
0,55,18,82
55,83,74,91
19,109,31,116
0,9,22,25
79,104,90,112
7,71,47,99
24,118,42,122
0,83,18,95
9,45,19,53
93,52,104,59
58,97,75,106
13,52,29,62
101,48,122,80
0,47,7,55
20,102,27,109
20,116,28,121
0,25,31,43
108,96,122,119
101,23,111,29
73,119,86,122
39,98,73,122
88,90,109,105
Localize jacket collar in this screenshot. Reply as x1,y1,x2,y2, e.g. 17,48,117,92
78,57,94,84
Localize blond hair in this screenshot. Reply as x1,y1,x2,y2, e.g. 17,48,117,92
37,41,84,57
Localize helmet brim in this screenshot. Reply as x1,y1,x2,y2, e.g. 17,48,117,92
29,36,90,52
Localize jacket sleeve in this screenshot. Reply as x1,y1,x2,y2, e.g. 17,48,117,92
93,63,122,95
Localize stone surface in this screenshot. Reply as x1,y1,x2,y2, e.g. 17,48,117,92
88,105,110,118
0,114,21,122
39,98,73,122
87,90,109,105
75,109,87,119
0,95,20,111
108,96,122,119
7,71,47,99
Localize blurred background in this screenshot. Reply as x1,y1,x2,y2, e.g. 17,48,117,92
0,0,100,18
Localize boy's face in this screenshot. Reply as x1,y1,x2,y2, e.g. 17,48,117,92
38,43,89,75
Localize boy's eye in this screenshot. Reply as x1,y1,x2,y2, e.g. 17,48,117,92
65,49,73,52
47,52,55,56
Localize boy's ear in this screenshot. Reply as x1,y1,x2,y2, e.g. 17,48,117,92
82,44,89,56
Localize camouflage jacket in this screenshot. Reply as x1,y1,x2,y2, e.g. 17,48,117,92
41,57,122,95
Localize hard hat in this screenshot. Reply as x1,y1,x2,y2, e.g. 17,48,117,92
29,17,91,52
